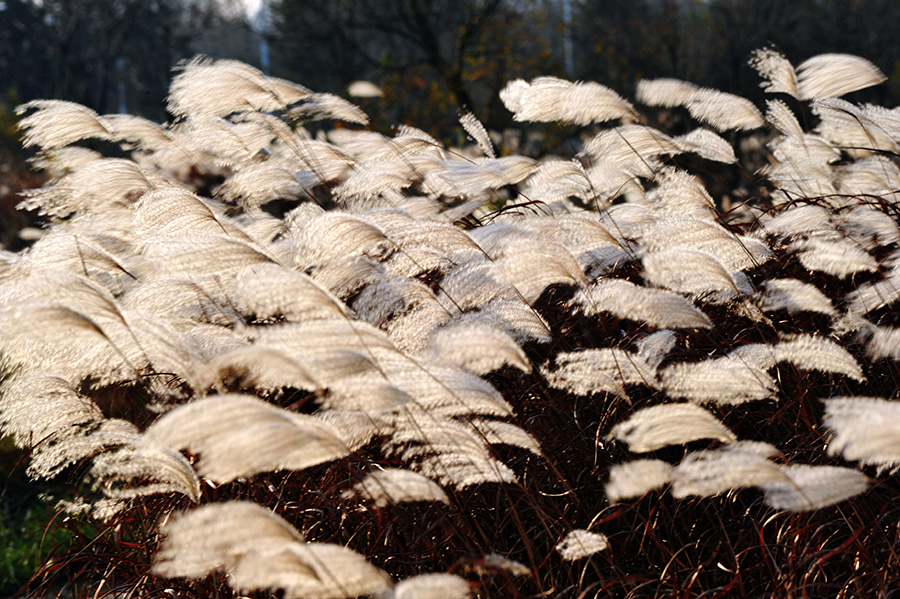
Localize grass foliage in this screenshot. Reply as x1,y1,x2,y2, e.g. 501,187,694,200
2,49,900,597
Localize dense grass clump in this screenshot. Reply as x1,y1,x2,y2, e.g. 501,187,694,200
2,50,900,598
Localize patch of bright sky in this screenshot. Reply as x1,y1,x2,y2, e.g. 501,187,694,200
233,0,263,18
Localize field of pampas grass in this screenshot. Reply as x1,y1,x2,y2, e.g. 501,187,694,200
3,49,900,598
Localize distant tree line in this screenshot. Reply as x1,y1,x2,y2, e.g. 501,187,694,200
1,0,898,135
0,0,257,121
271,0,900,135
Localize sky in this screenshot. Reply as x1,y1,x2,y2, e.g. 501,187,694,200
232,0,263,18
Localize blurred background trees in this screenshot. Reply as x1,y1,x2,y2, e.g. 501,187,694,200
1,0,898,138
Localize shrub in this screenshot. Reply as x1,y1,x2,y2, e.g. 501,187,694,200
2,50,900,598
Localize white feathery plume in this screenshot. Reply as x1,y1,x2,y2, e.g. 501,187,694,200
89,443,201,502
583,158,643,205
796,54,886,100
589,196,656,233
19,158,154,219
727,343,779,370
133,186,245,237
219,160,320,209
823,396,900,470
0,301,136,385
635,78,699,108
749,48,799,98
498,79,530,114
463,298,553,344
0,375,103,451
434,257,506,312
646,169,717,217
582,125,681,177
288,92,369,125
329,129,437,162
635,330,678,371
674,128,738,164
317,410,388,453
500,76,637,125
117,308,206,387
231,263,347,322
866,325,900,361
845,261,900,316
121,274,239,327
468,221,533,258
762,151,838,200
611,403,736,453
514,213,623,256
103,113,174,151
333,160,418,204
387,302,454,354
343,468,449,508
144,394,349,484
479,553,531,577
813,98,897,155
660,354,776,405
307,256,382,299
861,103,900,141
427,323,529,375
556,530,609,561
396,124,443,147
756,279,837,316
180,324,251,367
835,205,900,251
520,159,594,205
296,212,387,269
373,216,482,276
337,347,515,418
18,231,141,287
247,318,394,364
543,348,656,397
387,414,517,489
347,80,383,98
775,334,863,380
605,459,673,503
383,573,471,599
683,89,765,131
194,346,320,394
321,379,417,414
26,418,140,482
142,232,279,276
762,465,869,511
171,117,273,165
154,501,392,599
765,99,805,138
836,156,900,205
422,156,539,198
167,57,311,117
572,278,712,329
760,204,835,240
791,237,878,279
16,100,113,150
459,111,496,158
351,273,439,328
467,419,542,456
642,247,744,300
492,239,585,304
30,146,103,178
154,501,305,576
671,441,784,499
225,544,391,599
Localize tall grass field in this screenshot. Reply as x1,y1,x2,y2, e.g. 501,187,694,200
2,49,900,598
